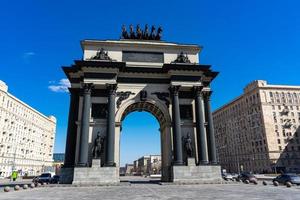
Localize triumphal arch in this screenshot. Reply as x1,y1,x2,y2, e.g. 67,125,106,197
60,25,222,185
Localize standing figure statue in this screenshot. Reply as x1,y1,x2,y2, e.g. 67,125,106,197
155,26,163,40
92,132,105,159
129,24,135,39
136,24,142,39
184,133,193,157
143,24,149,39
150,25,156,40
121,24,128,39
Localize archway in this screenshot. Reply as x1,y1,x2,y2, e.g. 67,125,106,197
120,111,161,182
115,101,173,182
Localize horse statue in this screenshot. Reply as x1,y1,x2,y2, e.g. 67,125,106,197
136,24,143,39
143,24,149,39
129,24,135,39
155,26,163,40
150,25,156,40
121,24,129,39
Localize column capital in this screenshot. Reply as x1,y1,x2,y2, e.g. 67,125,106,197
202,91,213,100
193,86,204,97
81,83,94,94
106,84,117,95
169,85,181,95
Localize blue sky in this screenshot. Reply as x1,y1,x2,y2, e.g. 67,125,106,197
1,0,300,166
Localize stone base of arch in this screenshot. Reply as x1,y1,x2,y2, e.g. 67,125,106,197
171,165,222,184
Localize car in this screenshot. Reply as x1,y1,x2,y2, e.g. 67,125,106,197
37,173,52,183
237,172,257,184
50,175,60,184
222,173,234,181
273,174,300,186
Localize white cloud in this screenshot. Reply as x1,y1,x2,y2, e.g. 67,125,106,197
48,78,71,93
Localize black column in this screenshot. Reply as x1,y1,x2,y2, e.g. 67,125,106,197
78,83,93,166
170,86,184,165
194,86,209,164
64,88,79,167
105,84,117,167
203,91,217,164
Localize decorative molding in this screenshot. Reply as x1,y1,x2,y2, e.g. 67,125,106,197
140,90,147,101
151,92,170,107
116,91,135,108
171,52,191,63
88,48,112,61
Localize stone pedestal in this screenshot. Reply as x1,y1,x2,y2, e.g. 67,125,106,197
172,165,222,184
72,166,119,186
92,159,101,168
187,158,196,166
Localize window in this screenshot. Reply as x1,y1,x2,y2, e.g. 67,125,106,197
277,139,281,144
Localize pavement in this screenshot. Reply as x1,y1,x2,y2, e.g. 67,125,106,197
0,177,299,200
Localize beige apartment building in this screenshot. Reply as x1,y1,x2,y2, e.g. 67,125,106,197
213,80,300,173
0,80,56,178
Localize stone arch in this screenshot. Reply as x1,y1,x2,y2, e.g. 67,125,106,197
115,98,171,128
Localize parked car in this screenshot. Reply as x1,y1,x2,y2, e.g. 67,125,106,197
237,172,257,184
222,173,234,181
231,173,239,181
50,175,60,184
273,174,300,186
37,173,52,183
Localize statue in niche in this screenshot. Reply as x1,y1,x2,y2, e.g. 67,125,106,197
172,52,191,63
92,132,105,159
129,24,135,39
136,24,143,39
184,133,193,157
121,24,129,39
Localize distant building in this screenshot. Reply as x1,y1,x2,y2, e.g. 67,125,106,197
0,80,56,178
137,156,150,175
147,155,161,175
53,153,64,175
213,80,300,173
124,164,133,175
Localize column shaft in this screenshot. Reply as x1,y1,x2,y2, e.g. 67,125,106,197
170,86,184,165
204,92,217,164
78,84,93,166
194,87,209,164
105,84,117,166
64,89,79,167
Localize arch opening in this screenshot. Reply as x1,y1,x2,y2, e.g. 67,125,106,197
117,101,172,183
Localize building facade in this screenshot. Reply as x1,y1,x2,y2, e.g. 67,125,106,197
0,80,56,178
146,155,161,175
213,80,300,173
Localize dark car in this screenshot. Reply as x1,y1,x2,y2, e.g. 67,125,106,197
237,172,257,184
50,175,60,184
37,173,52,183
273,174,300,185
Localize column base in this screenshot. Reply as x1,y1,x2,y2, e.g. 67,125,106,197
173,160,184,166
104,162,116,167
198,160,209,165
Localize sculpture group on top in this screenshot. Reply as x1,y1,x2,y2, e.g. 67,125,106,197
122,24,163,40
